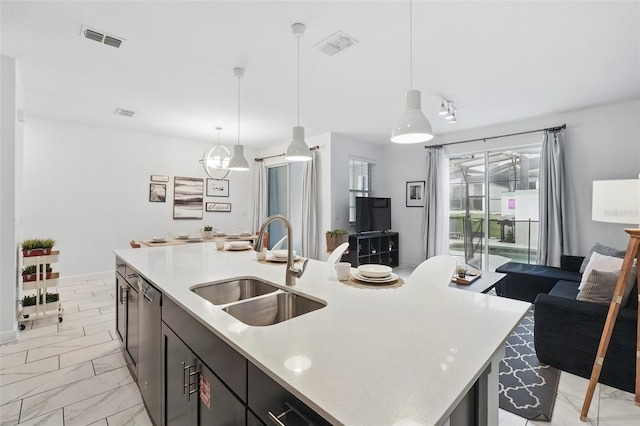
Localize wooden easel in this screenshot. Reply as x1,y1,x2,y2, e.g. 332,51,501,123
580,228,640,421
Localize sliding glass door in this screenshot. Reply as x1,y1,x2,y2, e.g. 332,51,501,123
266,163,304,251
448,147,541,270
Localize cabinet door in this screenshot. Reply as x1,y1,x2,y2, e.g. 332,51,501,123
195,359,245,425
126,283,139,368
163,323,195,426
115,273,127,343
247,409,265,426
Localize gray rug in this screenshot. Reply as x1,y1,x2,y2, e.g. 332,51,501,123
498,308,560,421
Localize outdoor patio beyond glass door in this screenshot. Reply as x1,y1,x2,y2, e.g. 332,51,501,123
449,148,541,271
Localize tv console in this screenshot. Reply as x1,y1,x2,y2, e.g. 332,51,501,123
343,231,399,267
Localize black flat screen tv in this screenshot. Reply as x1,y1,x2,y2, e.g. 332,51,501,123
355,197,391,233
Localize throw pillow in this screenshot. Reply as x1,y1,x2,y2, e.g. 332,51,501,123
579,242,626,273
578,251,625,290
576,266,637,306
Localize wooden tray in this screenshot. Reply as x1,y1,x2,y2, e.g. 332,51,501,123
451,273,482,285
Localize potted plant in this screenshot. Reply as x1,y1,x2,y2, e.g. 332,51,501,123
22,264,57,282
20,292,60,315
325,229,349,253
202,225,214,239
21,238,56,257
456,265,468,278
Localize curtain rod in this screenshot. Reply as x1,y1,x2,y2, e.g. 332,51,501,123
254,145,320,162
425,123,566,149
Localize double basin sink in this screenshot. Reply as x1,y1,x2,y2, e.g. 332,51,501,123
191,278,325,326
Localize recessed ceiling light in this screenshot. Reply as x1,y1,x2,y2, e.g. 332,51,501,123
114,108,136,118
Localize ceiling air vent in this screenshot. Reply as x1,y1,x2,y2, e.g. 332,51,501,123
81,26,126,48
114,108,136,118
314,31,358,56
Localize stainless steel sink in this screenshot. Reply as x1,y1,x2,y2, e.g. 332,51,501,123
222,292,326,326
191,279,279,305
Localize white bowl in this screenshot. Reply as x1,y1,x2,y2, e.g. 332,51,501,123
240,231,252,237
152,237,166,243
357,264,392,278
271,249,295,258
177,233,189,239
229,241,250,249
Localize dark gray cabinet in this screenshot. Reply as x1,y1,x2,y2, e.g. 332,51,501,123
248,362,331,426
115,258,138,379
162,323,245,425
344,232,399,267
138,278,162,426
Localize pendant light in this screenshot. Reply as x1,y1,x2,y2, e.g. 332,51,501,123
285,23,312,162
228,67,250,171
200,127,231,180
391,0,434,144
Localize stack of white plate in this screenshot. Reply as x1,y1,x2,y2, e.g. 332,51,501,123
152,237,166,243
228,241,251,251
266,249,298,262
353,265,398,284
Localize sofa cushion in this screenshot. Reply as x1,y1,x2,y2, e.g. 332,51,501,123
548,280,579,299
496,262,582,283
577,267,637,306
579,242,626,273
578,251,625,290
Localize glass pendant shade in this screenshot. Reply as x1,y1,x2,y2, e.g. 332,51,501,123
391,90,434,143
200,144,231,179
285,126,312,162
228,144,250,171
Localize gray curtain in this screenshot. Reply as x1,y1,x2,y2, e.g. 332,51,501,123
423,146,448,259
537,131,567,266
302,150,320,259
252,160,268,233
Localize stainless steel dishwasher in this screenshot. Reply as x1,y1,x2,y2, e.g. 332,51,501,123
137,277,162,426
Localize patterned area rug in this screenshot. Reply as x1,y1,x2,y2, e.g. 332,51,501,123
499,308,560,421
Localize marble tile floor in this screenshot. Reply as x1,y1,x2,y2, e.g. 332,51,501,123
1,274,637,425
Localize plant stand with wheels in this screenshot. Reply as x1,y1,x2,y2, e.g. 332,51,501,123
18,251,64,330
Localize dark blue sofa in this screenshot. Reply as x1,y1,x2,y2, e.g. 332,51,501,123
496,256,638,393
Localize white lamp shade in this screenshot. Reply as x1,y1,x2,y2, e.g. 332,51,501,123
285,126,312,162
391,90,434,144
228,144,250,171
592,179,640,225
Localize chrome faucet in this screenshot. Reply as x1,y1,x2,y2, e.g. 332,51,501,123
254,214,309,286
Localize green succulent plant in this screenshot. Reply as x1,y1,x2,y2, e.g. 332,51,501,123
21,238,56,250
21,292,59,307
326,229,348,236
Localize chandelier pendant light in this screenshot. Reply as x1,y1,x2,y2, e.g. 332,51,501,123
285,22,312,162
228,67,250,171
391,0,434,144
200,127,231,180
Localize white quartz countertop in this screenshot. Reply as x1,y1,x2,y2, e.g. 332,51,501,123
114,243,530,425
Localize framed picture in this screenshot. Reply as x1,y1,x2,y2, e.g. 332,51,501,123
206,179,229,197
149,183,166,202
151,174,169,182
206,202,231,212
406,181,425,207
173,176,204,219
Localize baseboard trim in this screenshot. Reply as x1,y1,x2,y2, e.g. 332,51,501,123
0,328,18,345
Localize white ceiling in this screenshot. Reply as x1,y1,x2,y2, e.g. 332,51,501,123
2,1,639,148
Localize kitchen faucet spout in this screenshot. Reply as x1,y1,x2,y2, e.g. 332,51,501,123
254,215,308,286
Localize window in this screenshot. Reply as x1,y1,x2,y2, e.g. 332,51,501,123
349,158,374,223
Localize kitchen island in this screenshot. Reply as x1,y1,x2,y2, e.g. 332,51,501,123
114,242,530,425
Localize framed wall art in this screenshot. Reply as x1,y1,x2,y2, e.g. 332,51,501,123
173,176,204,219
206,179,229,197
406,181,425,207
151,174,169,182
149,183,166,202
206,202,231,212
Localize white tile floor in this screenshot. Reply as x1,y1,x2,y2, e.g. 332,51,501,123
1,273,637,425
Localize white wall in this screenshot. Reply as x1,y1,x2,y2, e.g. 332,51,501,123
22,117,255,277
379,99,640,267
0,55,24,343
